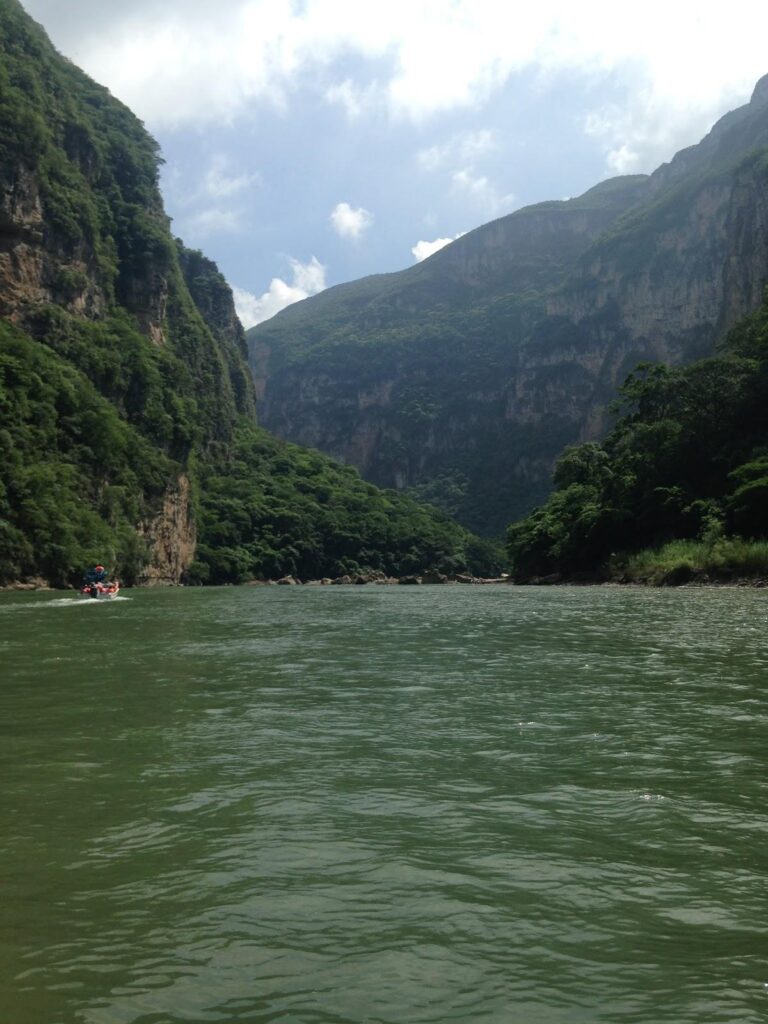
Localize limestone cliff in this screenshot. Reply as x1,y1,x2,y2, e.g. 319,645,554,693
137,475,197,585
0,165,107,322
0,0,253,584
248,79,768,535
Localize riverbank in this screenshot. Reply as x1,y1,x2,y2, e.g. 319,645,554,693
0,578,54,591
0,572,510,591
516,537,768,587
520,571,768,588
9,536,768,589
618,537,768,586
253,571,511,586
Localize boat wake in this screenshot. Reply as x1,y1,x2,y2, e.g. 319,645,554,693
0,595,130,612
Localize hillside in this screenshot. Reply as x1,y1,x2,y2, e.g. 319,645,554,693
0,0,490,586
248,76,768,536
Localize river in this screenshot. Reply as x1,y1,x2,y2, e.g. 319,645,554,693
1,585,767,1023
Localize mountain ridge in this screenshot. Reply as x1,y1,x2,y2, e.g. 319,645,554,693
247,79,768,535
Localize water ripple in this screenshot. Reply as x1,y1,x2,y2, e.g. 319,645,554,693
2,586,768,1023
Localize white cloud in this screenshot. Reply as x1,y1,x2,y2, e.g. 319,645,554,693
417,130,496,172
163,154,259,241
411,234,465,262
233,256,326,328
330,202,373,240
324,78,383,119
183,207,245,238
203,154,260,200
24,1,768,173
452,170,515,217
415,129,510,219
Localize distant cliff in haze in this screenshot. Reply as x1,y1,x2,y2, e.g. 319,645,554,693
248,75,768,536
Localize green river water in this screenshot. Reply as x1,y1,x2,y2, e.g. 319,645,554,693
1,584,767,1024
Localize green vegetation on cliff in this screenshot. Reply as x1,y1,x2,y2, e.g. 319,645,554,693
0,0,485,586
0,0,165,301
0,318,171,584
507,292,768,581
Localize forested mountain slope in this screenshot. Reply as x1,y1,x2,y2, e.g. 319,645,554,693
248,76,768,536
507,289,768,582
0,0,488,586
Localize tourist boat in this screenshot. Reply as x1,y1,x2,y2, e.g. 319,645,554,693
78,580,120,600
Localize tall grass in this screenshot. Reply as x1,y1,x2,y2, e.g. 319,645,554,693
619,538,768,585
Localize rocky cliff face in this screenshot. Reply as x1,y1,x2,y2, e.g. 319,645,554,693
177,243,257,421
137,474,197,585
0,166,107,322
0,0,255,584
536,153,768,437
248,80,768,535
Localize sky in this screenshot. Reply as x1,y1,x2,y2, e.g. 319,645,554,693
21,0,768,327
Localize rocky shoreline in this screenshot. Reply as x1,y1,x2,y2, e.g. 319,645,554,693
1,578,54,591
0,571,511,591
257,571,511,587
7,569,768,590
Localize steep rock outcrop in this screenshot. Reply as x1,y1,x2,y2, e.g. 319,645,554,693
178,243,257,420
0,166,107,322
137,474,196,585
